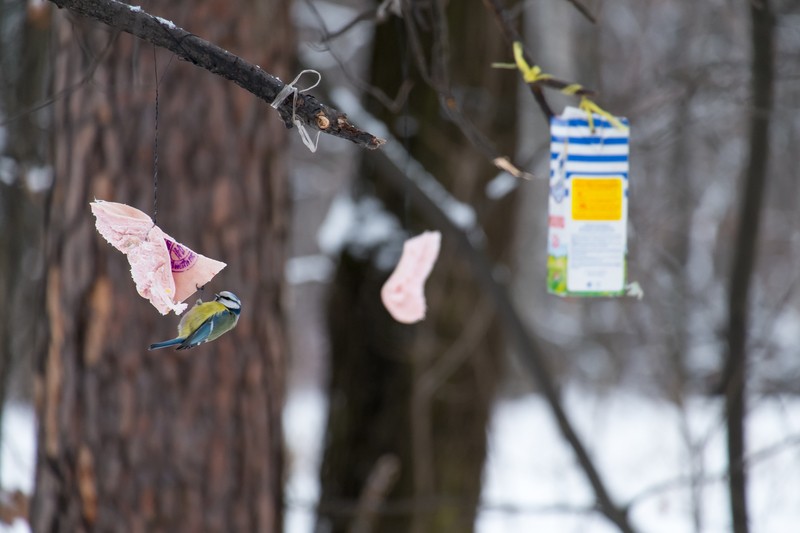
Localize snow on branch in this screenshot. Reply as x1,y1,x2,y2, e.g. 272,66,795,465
48,0,386,150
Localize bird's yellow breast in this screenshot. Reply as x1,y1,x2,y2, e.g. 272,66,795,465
177,300,228,338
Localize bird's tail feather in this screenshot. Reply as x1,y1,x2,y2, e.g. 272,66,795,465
148,338,184,350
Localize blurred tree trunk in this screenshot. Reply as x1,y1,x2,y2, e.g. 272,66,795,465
723,2,773,533
31,1,293,531
0,0,51,424
318,4,518,533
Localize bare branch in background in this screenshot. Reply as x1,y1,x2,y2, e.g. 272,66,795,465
312,495,594,518
627,431,800,511
483,0,597,121
303,0,414,114
0,32,118,127
48,0,386,149
321,0,400,44
482,0,553,119
565,0,597,24
399,0,536,179
349,455,401,533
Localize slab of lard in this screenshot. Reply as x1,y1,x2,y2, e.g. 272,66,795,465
91,200,226,315
381,231,441,324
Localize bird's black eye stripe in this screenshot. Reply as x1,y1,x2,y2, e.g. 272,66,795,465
219,298,240,310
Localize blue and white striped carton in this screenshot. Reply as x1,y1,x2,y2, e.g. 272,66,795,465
547,106,630,297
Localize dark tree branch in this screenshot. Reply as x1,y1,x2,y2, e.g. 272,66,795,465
48,0,386,149
482,0,596,122
482,0,553,120
564,0,597,24
303,0,414,114
397,0,535,179
722,1,774,533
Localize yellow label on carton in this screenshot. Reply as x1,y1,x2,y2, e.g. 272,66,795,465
571,177,623,221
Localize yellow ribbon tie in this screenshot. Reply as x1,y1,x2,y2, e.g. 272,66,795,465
512,42,553,84
579,97,627,132
561,83,584,96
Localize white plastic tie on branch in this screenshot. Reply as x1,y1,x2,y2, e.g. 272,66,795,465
270,69,323,153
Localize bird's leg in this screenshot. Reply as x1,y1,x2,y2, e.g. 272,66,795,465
195,283,206,304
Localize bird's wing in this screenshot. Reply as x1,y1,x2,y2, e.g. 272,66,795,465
205,310,239,343
178,317,215,350
177,300,226,339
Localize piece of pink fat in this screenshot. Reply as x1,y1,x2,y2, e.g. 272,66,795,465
381,231,442,324
91,201,187,315
91,200,228,315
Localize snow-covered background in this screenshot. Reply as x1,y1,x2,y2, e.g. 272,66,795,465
0,404,35,533
3,381,799,532
281,386,800,533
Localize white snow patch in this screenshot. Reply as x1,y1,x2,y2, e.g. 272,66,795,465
316,194,356,255
284,388,327,533
121,3,176,29
0,157,17,186
485,172,519,200
155,16,176,30
1,403,35,494
25,165,52,192
316,193,402,261
772,307,800,352
285,254,335,285
1,403,36,533
280,387,800,533
479,390,800,533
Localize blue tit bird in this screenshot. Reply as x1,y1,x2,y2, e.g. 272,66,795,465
148,291,242,350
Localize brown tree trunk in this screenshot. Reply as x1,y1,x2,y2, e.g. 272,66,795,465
0,0,51,420
31,1,293,531
318,3,518,533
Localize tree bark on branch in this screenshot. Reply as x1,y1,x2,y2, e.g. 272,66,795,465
47,0,386,150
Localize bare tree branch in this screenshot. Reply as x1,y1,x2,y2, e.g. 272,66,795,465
303,0,414,114
482,0,596,121
48,0,386,149
564,0,597,24
399,0,536,179
350,455,401,533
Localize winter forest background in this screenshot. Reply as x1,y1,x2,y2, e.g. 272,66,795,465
1,0,799,532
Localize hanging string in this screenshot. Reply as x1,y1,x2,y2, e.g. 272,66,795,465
270,69,322,152
397,16,412,229
152,45,160,225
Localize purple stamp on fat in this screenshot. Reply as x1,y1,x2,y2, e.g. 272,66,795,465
165,239,197,272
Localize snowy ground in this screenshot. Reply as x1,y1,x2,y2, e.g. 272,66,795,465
478,390,800,533
0,403,36,533
3,390,799,532
284,387,800,533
